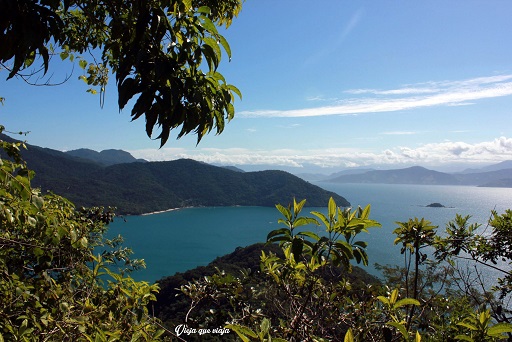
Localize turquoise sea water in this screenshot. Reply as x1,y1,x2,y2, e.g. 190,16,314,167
108,183,512,283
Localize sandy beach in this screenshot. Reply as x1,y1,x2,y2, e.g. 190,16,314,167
140,208,180,216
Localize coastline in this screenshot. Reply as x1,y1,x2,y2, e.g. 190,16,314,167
140,208,182,216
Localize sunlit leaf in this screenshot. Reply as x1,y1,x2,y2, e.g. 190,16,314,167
393,298,420,309
488,323,512,336
387,322,408,340
344,328,354,342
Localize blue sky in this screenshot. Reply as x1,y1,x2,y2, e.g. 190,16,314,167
1,1,512,173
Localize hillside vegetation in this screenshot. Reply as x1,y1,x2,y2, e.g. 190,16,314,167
65,148,147,166
1,135,349,214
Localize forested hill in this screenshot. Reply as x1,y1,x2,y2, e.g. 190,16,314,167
65,148,147,166
1,135,349,214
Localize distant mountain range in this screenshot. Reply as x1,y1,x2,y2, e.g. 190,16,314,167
1,135,348,215
65,148,147,166
324,165,512,187
458,160,512,174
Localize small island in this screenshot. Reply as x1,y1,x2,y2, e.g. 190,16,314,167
426,202,445,208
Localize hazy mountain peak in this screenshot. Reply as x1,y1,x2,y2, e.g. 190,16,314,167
65,148,146,166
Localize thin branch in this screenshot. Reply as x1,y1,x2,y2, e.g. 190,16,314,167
452,253,512,277
1,57,74,86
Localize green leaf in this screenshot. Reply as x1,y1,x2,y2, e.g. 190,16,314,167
260,318,270,336
457,322,477,331
130,331,141,342
454,335,474,342
297,231,320,241
393,298,420,309
387,321,408,340
79,59,88,69
197,6,211,14
217,34,231,60
60,51,69,61
344,328,354,342
353,247,367,265
360,204,371,219
328,197,336,220
390,288,399,305
311,211,330,229
19,319,29,336
203,36,221,69
118,77,137,109
199,15,218,34
70,229,77,243
228,84,242,99
94,330,106,342
294,216,318,228
225,324,257,342
275,204,292,221
335,240,354,259
267,228,291,240
488,323,512,336
377,295,389,306
34,247,44,257
353,240,368,248
79,236,88,248
32,195,44,209
293,198,306,216
353,247,362,264
267,235,293,244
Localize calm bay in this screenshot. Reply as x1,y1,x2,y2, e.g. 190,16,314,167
108,183,512,283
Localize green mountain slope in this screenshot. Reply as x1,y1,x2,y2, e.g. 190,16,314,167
71,159,350,214
3,135,349,214
65,148,147,166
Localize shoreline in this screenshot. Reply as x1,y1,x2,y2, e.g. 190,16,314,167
140,208,182,216
137,205,249,216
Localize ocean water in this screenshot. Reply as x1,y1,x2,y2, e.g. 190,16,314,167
108,183,512,283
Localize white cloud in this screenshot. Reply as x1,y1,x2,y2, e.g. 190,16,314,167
381,131,417,135
238,75,512,118
395,137,512,164
344,87,439,95
129,137,512,170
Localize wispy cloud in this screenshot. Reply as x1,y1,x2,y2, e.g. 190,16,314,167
339,9,364,42
344,87,439,95
302,9,364,68
381,131,417,135
239,75,512,118
130,137,512,169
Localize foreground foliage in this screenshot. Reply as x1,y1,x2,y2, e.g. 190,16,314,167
0,129,165,341
175,198,512,341
3,128,512,341
1,0,242,146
